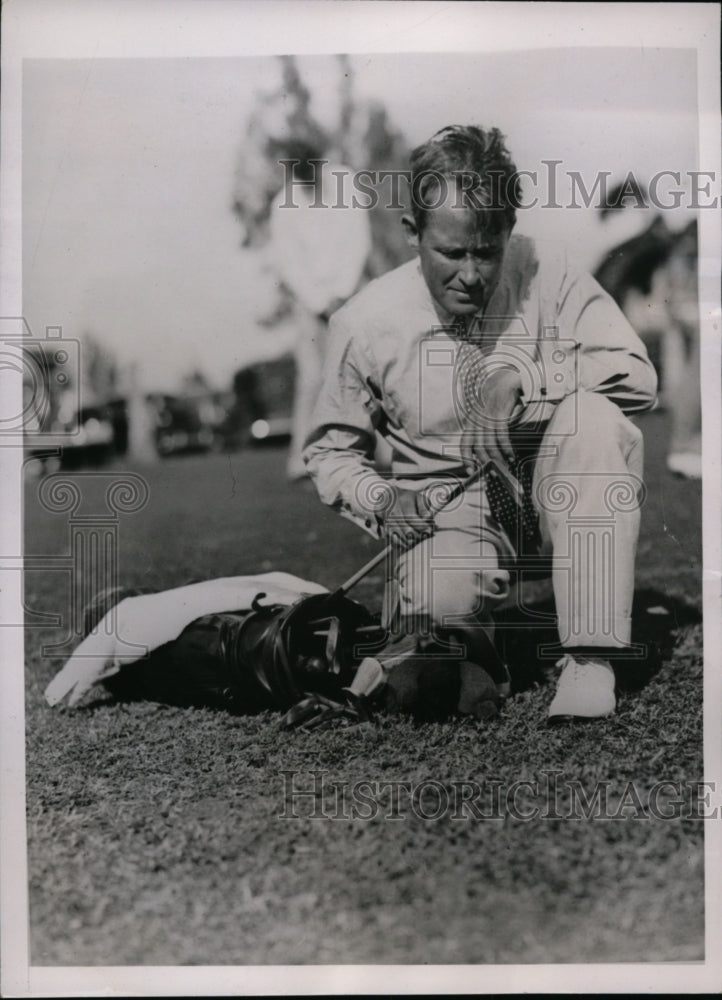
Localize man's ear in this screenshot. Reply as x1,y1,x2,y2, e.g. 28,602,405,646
401,213,420,251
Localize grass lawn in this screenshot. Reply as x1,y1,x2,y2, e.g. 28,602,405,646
24,410,704,965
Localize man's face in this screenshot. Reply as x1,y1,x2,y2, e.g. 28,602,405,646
406,200,511,320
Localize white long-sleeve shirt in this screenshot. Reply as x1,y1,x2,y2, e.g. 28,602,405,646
303,233,658,535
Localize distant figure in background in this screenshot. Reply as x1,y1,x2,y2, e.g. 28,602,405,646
124,363,158,464
225,367,266,450
594,188,701,479
659,223,701,477
267,142,372,479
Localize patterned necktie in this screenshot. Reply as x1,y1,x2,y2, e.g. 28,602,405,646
484,455,540,551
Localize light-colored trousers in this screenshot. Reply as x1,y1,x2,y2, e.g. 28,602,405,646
395,391,645,650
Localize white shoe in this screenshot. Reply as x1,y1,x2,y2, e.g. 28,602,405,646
547,655,616,722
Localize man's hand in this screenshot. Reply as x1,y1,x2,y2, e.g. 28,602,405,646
381,487,435,545
460,367,523,473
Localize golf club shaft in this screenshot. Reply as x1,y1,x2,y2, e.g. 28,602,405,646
337,466,482,597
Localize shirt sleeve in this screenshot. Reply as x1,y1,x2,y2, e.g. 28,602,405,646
302,311,391,537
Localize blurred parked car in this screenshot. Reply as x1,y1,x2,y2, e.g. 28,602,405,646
249,415,292,446
58,404,116,468
223,355,294,450
24,402,117,473
150,394,216,456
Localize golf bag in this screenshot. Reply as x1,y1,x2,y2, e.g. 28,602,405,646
88,587,386,727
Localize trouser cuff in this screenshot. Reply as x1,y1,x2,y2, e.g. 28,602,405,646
562,645,626,659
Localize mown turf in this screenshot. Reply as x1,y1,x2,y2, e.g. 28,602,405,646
24,411,704,965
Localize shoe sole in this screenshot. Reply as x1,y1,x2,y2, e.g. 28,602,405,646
546,712,614,726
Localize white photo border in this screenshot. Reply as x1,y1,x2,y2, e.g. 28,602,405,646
1,1,720,995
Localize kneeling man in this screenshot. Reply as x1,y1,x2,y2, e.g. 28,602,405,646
303,125,657,722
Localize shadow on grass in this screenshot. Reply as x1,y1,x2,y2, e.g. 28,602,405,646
71,586,700,724
496,585,701,695
376,585,700,723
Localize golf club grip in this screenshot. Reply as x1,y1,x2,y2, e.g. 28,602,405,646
336,466,482,597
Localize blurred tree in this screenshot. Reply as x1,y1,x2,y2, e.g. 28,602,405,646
231,54,412,276
348,101,414,278
230,55,412,478
181,369,213,396
232,56,328,251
